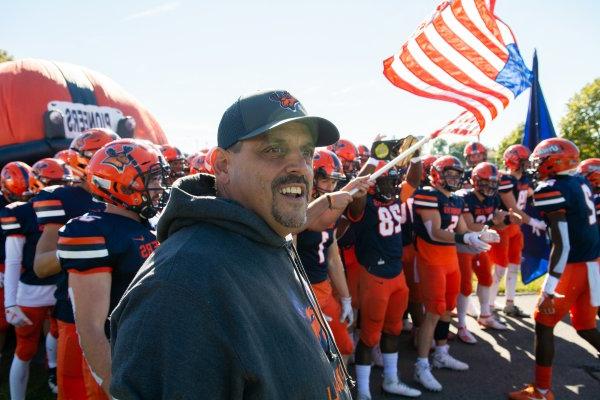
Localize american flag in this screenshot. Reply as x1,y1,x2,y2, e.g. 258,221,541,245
383,0,532,137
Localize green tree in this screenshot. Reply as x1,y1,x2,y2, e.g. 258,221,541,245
560,78,600,159
495,122,524,166
429,138,468,164
0,49,13,63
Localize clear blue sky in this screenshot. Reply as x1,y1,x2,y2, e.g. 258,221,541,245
2,0,599,152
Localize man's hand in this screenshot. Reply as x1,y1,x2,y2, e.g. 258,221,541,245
340,176,372,199
528,217,547,232
537,292,555,315
508,208,523,225
340,297,354,325
6,306,33,327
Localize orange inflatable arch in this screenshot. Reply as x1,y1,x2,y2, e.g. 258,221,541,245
0,58,168,167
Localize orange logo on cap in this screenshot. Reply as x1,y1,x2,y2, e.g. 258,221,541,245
269,91,300,111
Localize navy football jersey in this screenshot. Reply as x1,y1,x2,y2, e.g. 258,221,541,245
498,173,531,211
413,186,464,246
0,201,59,286
352,195,403,278
58,211,158,335
0,196,8,272
533,174,599,263
457,189,500,224
297,228,335,284
33,185,106,323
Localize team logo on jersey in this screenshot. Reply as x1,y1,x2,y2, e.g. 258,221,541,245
101,146,134,173
269,91,300,111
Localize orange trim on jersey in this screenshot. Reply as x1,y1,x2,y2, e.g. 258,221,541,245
414,194,437,201
0,217,17,222
7,234,25,238
533,191,562,199
33,200,62,208
58,236,106,245
67,267,112,275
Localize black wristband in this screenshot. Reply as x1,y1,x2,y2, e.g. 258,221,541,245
485,220,495,228
454,233,466,244
503,215,512,225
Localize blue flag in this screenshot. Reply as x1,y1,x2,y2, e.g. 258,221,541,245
520,50,556,284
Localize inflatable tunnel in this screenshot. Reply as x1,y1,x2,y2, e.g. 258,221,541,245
0,58,168,167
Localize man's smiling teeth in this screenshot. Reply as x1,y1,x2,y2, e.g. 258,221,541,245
279,186,303,195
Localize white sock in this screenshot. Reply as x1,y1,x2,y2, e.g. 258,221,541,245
434,344,449,356
490,265,506,307
46,333,58,369
477,285,491,316
416,356,429,367
355,364,372,396
457,294,469,328
382,352,398,381
506,264,519,302
9,356,30,400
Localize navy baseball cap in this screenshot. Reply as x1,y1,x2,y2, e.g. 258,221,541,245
218,90,340,149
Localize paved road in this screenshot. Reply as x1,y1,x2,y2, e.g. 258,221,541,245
349,294,600,400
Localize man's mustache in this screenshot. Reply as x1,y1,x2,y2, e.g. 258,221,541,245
271,175,309,195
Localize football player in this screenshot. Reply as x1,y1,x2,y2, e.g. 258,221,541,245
357,144,371,168
462,142,488,190
346,155,422,399
296,149,356,365
33,128,119,399
1,159,72,399
160,144,189,184
455,162,516,344
332,139,360,180
402,154,438,346
58,139,168,397
188,151,209,174
509,139,599,400
412,156,498,392
577,158,600,233
490,145,546,317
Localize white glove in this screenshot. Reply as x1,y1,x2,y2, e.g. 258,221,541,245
340,297,354,326
6,306,33,327
527,217,547,231
0,272,4,289
479,226,500,243
464,232,492,253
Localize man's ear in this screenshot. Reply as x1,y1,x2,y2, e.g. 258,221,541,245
213,147,230,184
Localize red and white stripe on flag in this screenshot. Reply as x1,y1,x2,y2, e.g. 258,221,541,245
383,0,523,136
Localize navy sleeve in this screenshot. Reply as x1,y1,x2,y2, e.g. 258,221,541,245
57,215,111,274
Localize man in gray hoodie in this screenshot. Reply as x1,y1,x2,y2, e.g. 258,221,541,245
110,90,354,399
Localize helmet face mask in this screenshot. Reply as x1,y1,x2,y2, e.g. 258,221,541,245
441,169,463,192
137,164,171,219
466,152,485,167
374,171,400,202
473,178,498,197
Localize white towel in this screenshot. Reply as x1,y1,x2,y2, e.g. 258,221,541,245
586,261,600,307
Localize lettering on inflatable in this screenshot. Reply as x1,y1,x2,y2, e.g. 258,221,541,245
48,101,124,139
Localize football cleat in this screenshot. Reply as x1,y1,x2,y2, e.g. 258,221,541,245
508,385,554,400
504,303,529,318
382,377,422,397
414,363,442,392
433,349,469,371
478,315,508,330
457,326,477,344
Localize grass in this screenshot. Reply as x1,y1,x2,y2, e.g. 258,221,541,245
491,272,543,295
